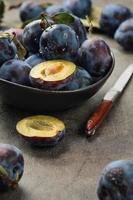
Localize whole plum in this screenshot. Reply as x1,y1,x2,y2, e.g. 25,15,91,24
20,1,42,22
39,24,79,62
22,18,49,53
100,4,132,36
70,15,87,46
77,39,112,77
0,35,16,66
63,66,92,90
0,59,31,85
0,143,24,191
64,0,92,18
25,54,44,68
52,12,87,46
46,4,70,16
97,160,133,200
115,18,133,51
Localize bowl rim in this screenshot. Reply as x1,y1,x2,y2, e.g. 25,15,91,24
0,52,115,94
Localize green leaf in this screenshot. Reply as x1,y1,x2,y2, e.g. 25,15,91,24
52,12,75,25
0,165,8,177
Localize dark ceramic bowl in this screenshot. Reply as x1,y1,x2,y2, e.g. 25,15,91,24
0,54,115,112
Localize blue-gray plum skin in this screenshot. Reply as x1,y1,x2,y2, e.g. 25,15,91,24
22,19,46,54
20,1,42,22
39,24,79,62
97,160,133,200
69,15,87,46
0,37,16,66
63,66,92,90
100,4,132,36
64,0,92,18
25,54,44,68
0,59,31,86
0,143,24,191
77,39,112,77
46,4,70,16
115,18,133,51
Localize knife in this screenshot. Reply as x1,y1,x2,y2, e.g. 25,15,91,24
85,63,133,136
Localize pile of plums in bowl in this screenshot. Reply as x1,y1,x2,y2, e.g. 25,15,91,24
0,12,114,112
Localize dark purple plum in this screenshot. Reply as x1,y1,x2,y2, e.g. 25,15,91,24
97,160,133,200
77,39,112,77
20,1,42,22
0,59,31,85
39,24,79,62
69,15,87,46
45,4,70,16
52,12,87,46
63,66,92,90
0,36,16,66
25,54,45,68
22,19,48,53
0,143,24,191
115,18,133,51
100,4,132,36
64,0,92,18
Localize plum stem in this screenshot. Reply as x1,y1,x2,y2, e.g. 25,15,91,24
40,13,52,29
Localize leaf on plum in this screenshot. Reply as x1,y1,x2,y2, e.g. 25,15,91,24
51,12,75,25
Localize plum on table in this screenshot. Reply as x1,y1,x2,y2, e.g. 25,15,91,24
114,18,133,51
16,115,65,147
97,160,133,200
0,143,24,191
100,4,132,36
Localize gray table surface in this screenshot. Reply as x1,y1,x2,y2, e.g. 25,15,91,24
0,0,133,199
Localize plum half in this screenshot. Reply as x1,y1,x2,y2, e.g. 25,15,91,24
16,115,65,147
0,143,24,191
29,60,76,90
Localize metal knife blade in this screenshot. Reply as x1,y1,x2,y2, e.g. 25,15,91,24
104,63,133,102
85,63,133,136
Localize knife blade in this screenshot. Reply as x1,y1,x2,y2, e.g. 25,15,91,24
85,63,133,136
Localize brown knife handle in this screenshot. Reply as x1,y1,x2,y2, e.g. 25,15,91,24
85,100,113,136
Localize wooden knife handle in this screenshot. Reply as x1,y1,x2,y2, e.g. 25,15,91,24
85,100,113,136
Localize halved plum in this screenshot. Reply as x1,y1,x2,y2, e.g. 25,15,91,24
16,115,65,147
29,60,76,90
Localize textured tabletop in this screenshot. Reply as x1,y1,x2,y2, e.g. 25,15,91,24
0,0,133,200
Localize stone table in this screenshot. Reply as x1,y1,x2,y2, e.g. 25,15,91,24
0,0,133,200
